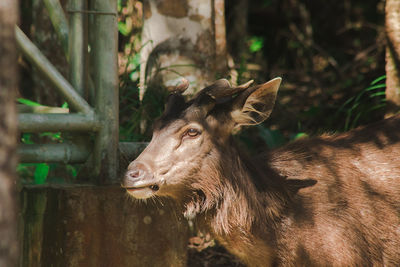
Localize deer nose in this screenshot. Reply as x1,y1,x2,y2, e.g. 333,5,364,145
127,169,145,180
123,161,153,186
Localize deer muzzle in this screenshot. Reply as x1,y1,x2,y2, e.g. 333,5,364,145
122,161,160,199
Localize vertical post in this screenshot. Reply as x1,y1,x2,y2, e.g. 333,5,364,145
90,0,119,183
43,0,69,59
68,0,86,98
68,0,91,180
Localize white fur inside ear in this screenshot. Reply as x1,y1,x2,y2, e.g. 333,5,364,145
231,96,267,125
231,77,282,126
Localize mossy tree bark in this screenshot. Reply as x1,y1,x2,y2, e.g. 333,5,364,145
0,0,19,265
385,0,400,116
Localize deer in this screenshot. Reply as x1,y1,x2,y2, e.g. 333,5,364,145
122,77,400,266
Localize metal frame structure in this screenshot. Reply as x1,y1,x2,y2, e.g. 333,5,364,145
16,0,119,183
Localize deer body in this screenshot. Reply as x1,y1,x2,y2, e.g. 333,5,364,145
123,78,400,266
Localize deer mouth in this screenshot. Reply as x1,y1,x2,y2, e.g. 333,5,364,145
122,180,160,199
124,184,160,192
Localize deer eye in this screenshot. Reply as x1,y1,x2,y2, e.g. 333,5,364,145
184,128,201,138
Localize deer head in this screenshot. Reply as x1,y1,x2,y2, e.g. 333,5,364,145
122,78,282,200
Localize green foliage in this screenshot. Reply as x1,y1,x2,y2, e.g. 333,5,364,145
18,161,79,185
118,21,131,36
337,75,386,131
34,163,49,184
19,131,77,184
248,36,264,53
17,98,41,106
128,52,141,81
18,99,78,184
21,133,34,144
292,132,309,140
39,132,62,141
61,101,68,109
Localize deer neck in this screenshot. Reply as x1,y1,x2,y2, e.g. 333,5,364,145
183,141,289,257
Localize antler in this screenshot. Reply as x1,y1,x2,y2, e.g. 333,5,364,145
196,79,254,100
190,79,255,116
163,78,190,117
171,78,190,94
236,80,254,90
175,78,190,93
164,78,255,118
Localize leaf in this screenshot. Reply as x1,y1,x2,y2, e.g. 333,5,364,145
249,37,264,53
21,133,34,144
292,132,308,140
118,22,130,36
129,53,141,68
369,91,386,98
365,84,386,91
39,132,62,141
370,75,386,85
17,98,41,106
67,165,78,177
61,102,69,108
34,163,49,184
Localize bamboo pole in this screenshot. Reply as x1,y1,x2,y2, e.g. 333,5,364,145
90,0,119,183
15,26,93,115
43,0,69,58
18,113,100,132
68,0,86,97
19,142,148,164
18,143,91,163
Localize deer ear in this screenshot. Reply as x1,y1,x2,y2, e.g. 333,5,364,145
231,77,281,126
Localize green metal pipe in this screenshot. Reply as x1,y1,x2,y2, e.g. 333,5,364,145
43,0,69,59
15,26,93,115
19,142,148,164
68,0,86,97
18,143,91,163
18,113,100,132
90,0,119,183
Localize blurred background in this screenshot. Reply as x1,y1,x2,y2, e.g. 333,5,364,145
116,0,386,150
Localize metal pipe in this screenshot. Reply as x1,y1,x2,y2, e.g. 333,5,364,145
90,0,119,183
68,0,86,97
15,26,93,115
43,0,69,58
18,143,91,163
18,142,148,164
18,113,100,132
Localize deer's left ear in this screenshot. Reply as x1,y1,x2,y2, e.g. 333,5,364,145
231,77,281,126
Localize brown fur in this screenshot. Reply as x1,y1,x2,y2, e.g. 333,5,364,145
184,115,400,266
124,79,400,266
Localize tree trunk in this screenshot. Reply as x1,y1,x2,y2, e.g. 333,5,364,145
139,0,228,97
0,0,19,266
385,0,400,117
138,0,228,134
